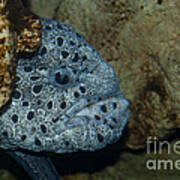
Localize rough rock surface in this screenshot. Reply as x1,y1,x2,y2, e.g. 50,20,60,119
111,0,180,149
28,0,62,18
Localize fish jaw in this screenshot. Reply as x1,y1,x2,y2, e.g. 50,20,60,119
54,93,130,153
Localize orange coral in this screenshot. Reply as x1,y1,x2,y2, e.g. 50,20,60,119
0,0,42,108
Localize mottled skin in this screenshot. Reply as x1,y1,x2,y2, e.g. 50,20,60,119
0,18,129,179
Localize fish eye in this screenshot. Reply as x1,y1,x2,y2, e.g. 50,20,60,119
48,66,77,88
49,67,74,87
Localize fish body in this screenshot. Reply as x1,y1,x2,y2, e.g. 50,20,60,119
0,18,129,153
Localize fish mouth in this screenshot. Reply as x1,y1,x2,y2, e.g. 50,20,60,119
76,93,129,122
57,90,130,130
52,90,130,153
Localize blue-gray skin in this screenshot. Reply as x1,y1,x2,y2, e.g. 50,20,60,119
0,18,130,179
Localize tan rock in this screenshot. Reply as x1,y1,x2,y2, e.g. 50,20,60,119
115,1,180,149
28,0,62,18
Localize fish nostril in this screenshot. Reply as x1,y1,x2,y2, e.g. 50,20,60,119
55,72,69,85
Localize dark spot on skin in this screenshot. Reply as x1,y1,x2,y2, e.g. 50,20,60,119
79,86,86,93
104,119,108,124
40,124,47,133
72,53,79,62
76,33,82,38
47,101,53,109
65,141,69,146
98,97,102,101
15,76,21,83
2,131,8,137
27,111,34,120
111,117,117,123
57,37,64,46
101,105,107,113
24,66,32,72
57,24,63,29
82,67,88,72
35,137,41,146
74,91,80,98
60,101,66,109
12,114,18,123
94,115,101,120
39,67,47,71
45,25,51,30
113,102,117,109
52,117,59,123
109,124,114,129
37,100,42,105
40,47,47,56
33,85,43,94
61,51,69,58
30,76,40,81
55,72,69,85
70,41,75,46
22,101,29,106
97,133,104,142
73,70,77,74
21,135,26,141
82,55,87,61
12,90,21,99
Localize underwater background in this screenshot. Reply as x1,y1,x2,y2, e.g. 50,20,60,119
0,0,180,179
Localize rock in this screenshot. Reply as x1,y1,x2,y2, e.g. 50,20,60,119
28,0,62,18
110,0,180,149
